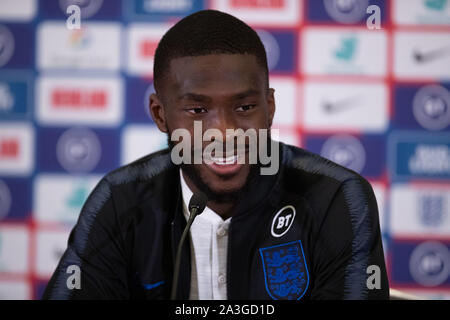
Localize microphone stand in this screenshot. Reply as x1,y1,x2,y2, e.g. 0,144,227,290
170,195,206,300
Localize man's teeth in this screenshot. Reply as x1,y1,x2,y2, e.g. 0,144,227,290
211,155,238,165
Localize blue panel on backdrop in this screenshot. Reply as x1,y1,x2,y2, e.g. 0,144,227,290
126,76,156,123
393,83,450,132
0,24,34,69
0,177,31,221
40,0,123,20
37,127,120,174
306,0,387,25
305,134,385,179
388,131,450,181
390,240,450,288
257,29,296,74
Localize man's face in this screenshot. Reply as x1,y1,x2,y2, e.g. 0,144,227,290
150,54,275,201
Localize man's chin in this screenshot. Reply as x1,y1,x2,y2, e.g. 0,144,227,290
206,184,244,202
180,163,256,204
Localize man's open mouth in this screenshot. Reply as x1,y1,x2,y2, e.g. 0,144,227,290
210,155,239,165
203,153,245,176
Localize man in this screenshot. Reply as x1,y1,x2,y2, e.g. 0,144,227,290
43,10,389,300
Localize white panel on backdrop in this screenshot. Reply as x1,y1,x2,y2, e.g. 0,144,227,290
394,0,450,25
36,75,124,126
394,32,450,80
126,23,173,77
390,184,450,237
0,123,34,176
272,129,301,148
0,226,29,274
37,22,121,71
0,281,31,300
121,125,168,165
271,77,298,128
302,28,387,77
34,175,101,227
0,0,37,22
35,228,71,279
303,81,388,132
211,0,301,26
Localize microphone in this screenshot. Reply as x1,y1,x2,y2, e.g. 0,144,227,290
170,192,208,300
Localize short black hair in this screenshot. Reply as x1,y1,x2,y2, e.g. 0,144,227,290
153,10,269,93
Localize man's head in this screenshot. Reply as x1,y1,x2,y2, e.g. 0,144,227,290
149,10,276,204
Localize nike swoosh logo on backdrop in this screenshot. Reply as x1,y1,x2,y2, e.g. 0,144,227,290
413,46,450,64
321,96,362,113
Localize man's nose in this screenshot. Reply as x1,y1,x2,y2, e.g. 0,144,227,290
209,108,237,141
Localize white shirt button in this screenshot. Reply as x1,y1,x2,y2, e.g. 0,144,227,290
218,274,226,284
217,227,227,237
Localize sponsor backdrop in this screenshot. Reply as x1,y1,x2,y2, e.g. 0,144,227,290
0,0,449,300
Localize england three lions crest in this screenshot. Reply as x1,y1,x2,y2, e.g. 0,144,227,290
259,240,309,300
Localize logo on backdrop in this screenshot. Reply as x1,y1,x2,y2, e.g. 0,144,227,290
0,124,34,176
59,0,104,18
0,136,20,160
0,83,14,112
323,0,369,24
418,193,446,227
409,241,450,287
413,85,450,131
0,25,14,67
425,0,448,11
56,127,101,173
334,34,358,62
64,182,89,223
67,28,91,50
322,94,362,114
321,134,366,173
34,175,99,226
126,24,169,76
271,205,296,238
408,143,450,176
0,74,31,119
0,180,11,220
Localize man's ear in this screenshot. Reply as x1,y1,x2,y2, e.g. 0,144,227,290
267,88,276,128
149,93,168,133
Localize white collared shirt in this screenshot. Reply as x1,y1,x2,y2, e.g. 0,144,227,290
180,170,231,300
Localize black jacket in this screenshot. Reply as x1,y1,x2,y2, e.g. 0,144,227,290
43,142,389,300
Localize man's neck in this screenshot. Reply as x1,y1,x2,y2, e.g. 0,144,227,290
181,171,236,220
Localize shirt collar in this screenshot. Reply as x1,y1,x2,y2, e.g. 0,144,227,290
179,169,230,225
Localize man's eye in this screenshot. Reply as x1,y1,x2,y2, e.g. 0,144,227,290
236,104,256,112
187,107,208,114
